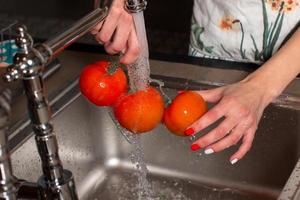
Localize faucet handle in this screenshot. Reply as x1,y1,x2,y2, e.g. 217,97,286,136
3,64,21,82
2,24,35,82
125,0,147,13
15,24,33,54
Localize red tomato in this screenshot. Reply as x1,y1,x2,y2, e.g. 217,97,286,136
114,86,164,133
163,91,207,136
79,61,127,106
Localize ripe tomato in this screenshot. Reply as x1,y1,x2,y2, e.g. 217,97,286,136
163,91,207,136
79,61,127,106
114,86,164,133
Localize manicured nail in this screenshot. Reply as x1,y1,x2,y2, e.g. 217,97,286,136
204,148,214,155
177,90,185,94
184,128,195,136
190,144,201,151
230,158,239,165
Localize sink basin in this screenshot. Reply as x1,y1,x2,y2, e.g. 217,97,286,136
7,50,300,200
9,82,300,200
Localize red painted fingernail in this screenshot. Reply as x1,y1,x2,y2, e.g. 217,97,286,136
184,128,195,136
190,144,201,151
177,90,185,94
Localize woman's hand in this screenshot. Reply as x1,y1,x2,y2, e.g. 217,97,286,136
186,27,300,164
91,0,140,64
186,80,275,164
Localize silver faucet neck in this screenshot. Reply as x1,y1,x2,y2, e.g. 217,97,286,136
1,7,111,199
1,14,106,200
0,89,17,200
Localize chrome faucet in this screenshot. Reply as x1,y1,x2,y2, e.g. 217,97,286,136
0,0,147,199
0,89,17,200
95,0,147,12
2,8,107,200
125,0,147,13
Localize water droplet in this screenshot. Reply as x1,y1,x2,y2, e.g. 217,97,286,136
197,152,203,157
189,135,196,142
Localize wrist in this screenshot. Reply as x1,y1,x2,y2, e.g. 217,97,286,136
241,72,281,106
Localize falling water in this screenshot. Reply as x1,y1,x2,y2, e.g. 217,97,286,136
108,109,154,200
107,11,155,200
126,11,155,199
130,134,154,199
127,12,150,91
109,109,135,144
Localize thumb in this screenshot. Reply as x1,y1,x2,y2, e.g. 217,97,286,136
194,87,225,103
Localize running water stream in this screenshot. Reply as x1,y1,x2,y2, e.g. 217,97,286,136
109,10,189,200
127,12,150,91
107,11,218,199
110,11,155,200
109,109,154,200
127,12,154,199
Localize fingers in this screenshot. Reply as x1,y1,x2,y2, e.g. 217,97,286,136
202,118,252,155
96,10,120,44
93,0,135,54
229,127,256,164
119,26,140,64
184,87,225,134
186,81,267,164
186,97,232,134
91,21,103,35
97,0,125,43
187,90,258,164
104,13,133,55
190,116,238,150
92,0,140,63
194,87,225,103
190,118,256,164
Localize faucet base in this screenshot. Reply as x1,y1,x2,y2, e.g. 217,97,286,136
37,170,78,200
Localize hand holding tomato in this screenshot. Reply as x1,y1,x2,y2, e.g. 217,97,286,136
114,86,164,133
163,91,207,136
188,81,272,164
79,61,127,106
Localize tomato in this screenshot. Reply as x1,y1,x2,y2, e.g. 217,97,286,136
114,86,164,133
163,91,207,136
79,61,127,106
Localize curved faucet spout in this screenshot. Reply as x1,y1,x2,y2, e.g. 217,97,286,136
45,8,108,57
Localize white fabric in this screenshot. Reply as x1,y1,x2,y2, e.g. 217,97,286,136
190,0,300,63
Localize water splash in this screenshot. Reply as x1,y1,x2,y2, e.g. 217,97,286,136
108,108,154,199
108,10,166,200
189,135,196,142
108,108,135,144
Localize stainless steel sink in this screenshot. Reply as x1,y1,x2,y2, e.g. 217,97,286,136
7,50,300,200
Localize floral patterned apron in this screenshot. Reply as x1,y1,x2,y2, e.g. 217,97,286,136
189,0,300,63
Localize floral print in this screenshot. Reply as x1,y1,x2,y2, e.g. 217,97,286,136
219,16,240,31
267,0,299,12
190,15,214,56
190,0,300,63
252,0,300,61
219,16,246,59
253,0,285,61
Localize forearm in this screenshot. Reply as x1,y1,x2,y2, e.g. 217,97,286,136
245,27,300,104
